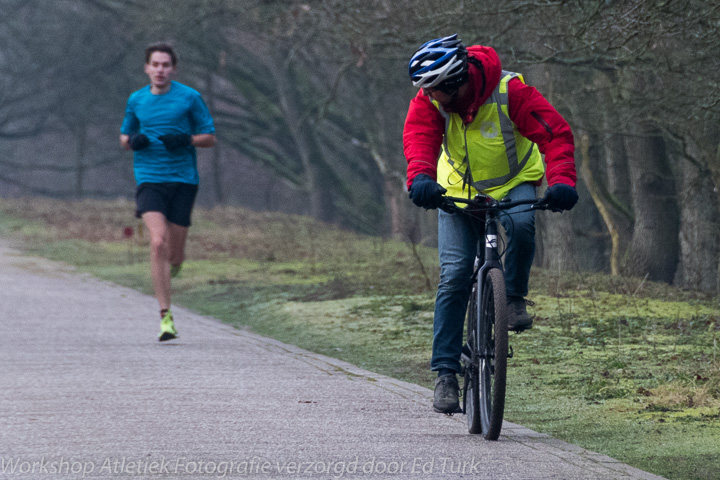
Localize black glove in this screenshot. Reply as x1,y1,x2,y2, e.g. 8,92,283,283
128,133,150,151
158,133,192,150
543,184,578,211
409,174,447,210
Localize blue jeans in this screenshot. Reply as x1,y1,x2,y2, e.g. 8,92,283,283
431,183,537,373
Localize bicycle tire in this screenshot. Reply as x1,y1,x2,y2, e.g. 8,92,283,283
464,283,482,434
478,268,508,440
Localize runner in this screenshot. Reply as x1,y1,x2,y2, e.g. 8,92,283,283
120,42,216,341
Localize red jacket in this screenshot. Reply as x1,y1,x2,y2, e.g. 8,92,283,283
403,45,576,190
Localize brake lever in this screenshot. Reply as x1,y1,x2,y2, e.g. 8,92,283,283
440,201,460,214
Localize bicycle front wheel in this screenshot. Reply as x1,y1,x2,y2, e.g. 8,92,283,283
464,283,482,434
478,268,508,440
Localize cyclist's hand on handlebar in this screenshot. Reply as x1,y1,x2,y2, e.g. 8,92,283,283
409,174,447,210
543,183,578,211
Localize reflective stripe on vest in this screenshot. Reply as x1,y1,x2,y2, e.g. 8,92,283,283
434,70,543,196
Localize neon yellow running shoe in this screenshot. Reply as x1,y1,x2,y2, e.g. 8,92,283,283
170,263,183,278
158,311,178,342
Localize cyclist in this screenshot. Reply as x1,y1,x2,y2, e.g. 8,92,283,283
120,43,216,341
404,34,578,413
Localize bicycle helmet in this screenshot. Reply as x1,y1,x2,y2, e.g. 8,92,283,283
408,34,468,91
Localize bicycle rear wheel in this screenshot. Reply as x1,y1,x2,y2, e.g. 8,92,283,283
478,268,508,440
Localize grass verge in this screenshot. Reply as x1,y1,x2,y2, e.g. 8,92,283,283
1,197,718,480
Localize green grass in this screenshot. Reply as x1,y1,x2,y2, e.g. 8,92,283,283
1,197,719,480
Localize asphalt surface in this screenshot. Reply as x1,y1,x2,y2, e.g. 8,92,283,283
0,240,667,480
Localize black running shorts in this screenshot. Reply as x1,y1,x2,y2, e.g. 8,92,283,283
135,182,199,227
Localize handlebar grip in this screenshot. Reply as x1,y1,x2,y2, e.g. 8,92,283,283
532,202,561,213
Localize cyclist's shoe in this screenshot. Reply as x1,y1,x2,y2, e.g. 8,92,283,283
507,296,534,332
170,263,183,278
433,374,460,413
158,311,178,341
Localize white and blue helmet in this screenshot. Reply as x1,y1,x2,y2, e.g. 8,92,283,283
408,34,468,90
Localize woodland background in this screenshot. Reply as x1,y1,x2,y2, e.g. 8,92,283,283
1,0,719,293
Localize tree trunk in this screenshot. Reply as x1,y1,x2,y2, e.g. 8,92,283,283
267,54,336,223
534,193,579,272
715,144,720,297
74,124,87,198
525,64,604,273
205,67,224,205
577,133,622,275
598,131,634,271
365,122,406,238
677,132,720,293
622,128,679,283
673,152,718,290
579,70,634,274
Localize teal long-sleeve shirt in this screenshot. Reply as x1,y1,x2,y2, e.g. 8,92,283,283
121,81,215,185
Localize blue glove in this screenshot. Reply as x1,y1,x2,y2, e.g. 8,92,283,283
543,184,578,211
409,174,447,210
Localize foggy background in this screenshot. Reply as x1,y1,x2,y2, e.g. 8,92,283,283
1,0,718,293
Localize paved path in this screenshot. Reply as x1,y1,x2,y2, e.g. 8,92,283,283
0,242,666,480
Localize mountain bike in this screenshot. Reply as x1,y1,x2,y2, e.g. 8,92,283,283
440,193,551,440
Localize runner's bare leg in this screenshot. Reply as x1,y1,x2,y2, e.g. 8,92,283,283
167,222,189,269
142,212,171,311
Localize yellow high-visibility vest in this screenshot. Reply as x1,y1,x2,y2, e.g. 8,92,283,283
434,71,545,200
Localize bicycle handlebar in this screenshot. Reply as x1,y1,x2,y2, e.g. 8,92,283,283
440,194,557,214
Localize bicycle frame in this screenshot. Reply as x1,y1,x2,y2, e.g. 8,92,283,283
477,208,503,311
451,202,505,416
442,194,549,435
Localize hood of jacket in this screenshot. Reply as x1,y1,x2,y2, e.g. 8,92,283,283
442,45,502,123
